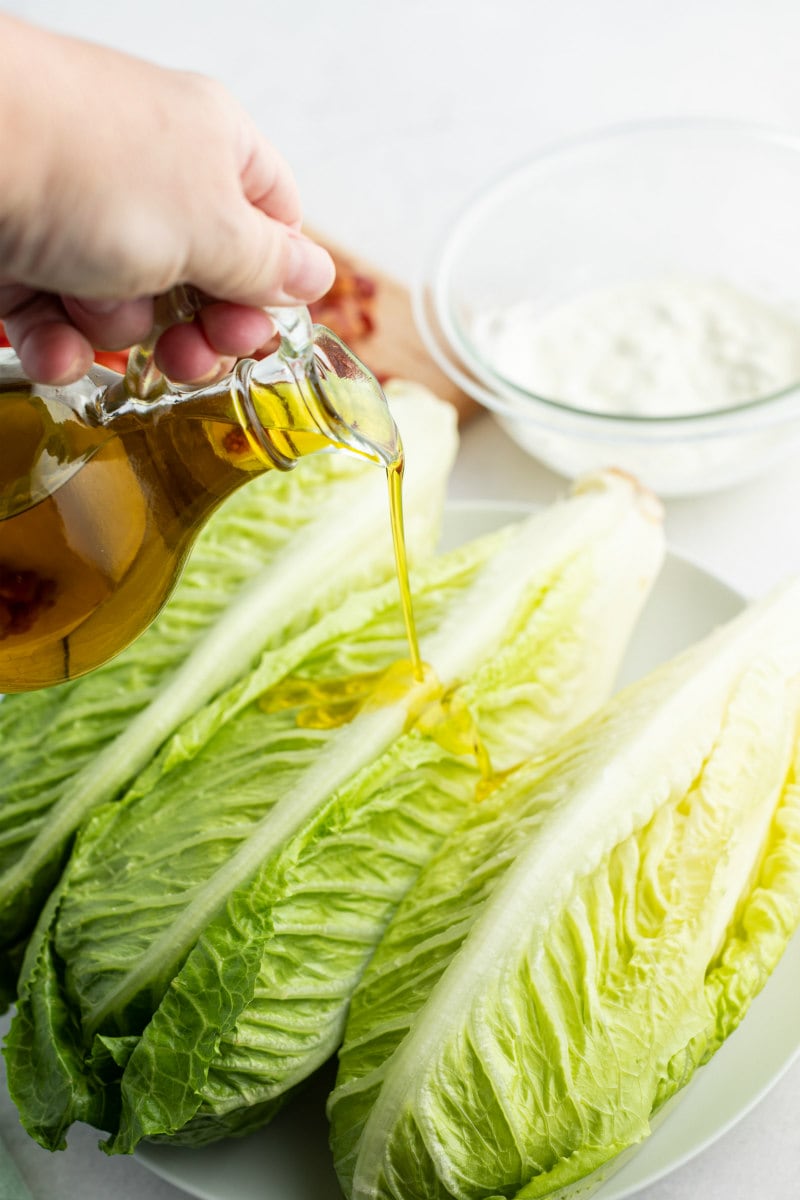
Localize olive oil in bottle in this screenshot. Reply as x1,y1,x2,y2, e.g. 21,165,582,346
0,316,421,692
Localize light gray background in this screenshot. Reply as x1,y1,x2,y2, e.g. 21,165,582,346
2,1,799,1197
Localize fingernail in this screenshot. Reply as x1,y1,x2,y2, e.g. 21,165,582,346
282,236,335,301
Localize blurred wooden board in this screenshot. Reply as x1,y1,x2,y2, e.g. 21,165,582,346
307,230,479,425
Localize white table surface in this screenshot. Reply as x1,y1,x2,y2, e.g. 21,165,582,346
2,0,800,1197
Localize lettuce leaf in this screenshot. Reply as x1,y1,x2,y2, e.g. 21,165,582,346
5,472,664,1152
329,581,800,1200
0,385,457,985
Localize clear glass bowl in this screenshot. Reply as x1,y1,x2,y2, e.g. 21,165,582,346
415,120,800,496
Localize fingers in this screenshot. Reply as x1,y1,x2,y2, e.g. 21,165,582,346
0,288,156,384
62,296,154,350
153,322,215,383
196,303,274,357
1,286,317,390
154,302,286,384
0,287,94,384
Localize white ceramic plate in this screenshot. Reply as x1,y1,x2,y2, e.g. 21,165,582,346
138,501,800,1200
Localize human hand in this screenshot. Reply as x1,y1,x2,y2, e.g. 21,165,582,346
0,16,334,385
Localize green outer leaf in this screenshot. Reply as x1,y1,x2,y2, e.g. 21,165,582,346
106,916,266,1152
3,887,114,1151
329,583,800,1200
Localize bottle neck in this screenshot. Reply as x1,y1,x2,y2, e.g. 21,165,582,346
230,358,334,471
197,335,404,475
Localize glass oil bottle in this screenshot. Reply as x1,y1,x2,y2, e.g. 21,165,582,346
0,297,420,691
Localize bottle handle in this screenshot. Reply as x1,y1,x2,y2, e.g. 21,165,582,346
123,288,315,401
122,285,203,400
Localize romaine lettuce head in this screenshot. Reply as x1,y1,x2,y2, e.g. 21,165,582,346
329,581,800,1200
5,472,664,1153
0,384,456,997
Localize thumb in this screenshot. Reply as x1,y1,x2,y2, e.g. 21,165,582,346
188,213,334,309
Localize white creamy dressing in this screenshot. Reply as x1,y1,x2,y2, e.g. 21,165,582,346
470,279,800,417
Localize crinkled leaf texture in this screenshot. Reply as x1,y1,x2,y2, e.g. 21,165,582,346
4,472,664,1153
329,580,800,1200
0,384,456,990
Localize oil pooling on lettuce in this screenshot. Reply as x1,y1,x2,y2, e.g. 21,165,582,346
0,384,457,1007
329,579,800,1200
5,472,664,1152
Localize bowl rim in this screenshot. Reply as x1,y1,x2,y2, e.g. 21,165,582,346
415,117,800,433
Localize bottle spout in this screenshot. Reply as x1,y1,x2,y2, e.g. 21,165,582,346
303,325,402,468
245,314,403,470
